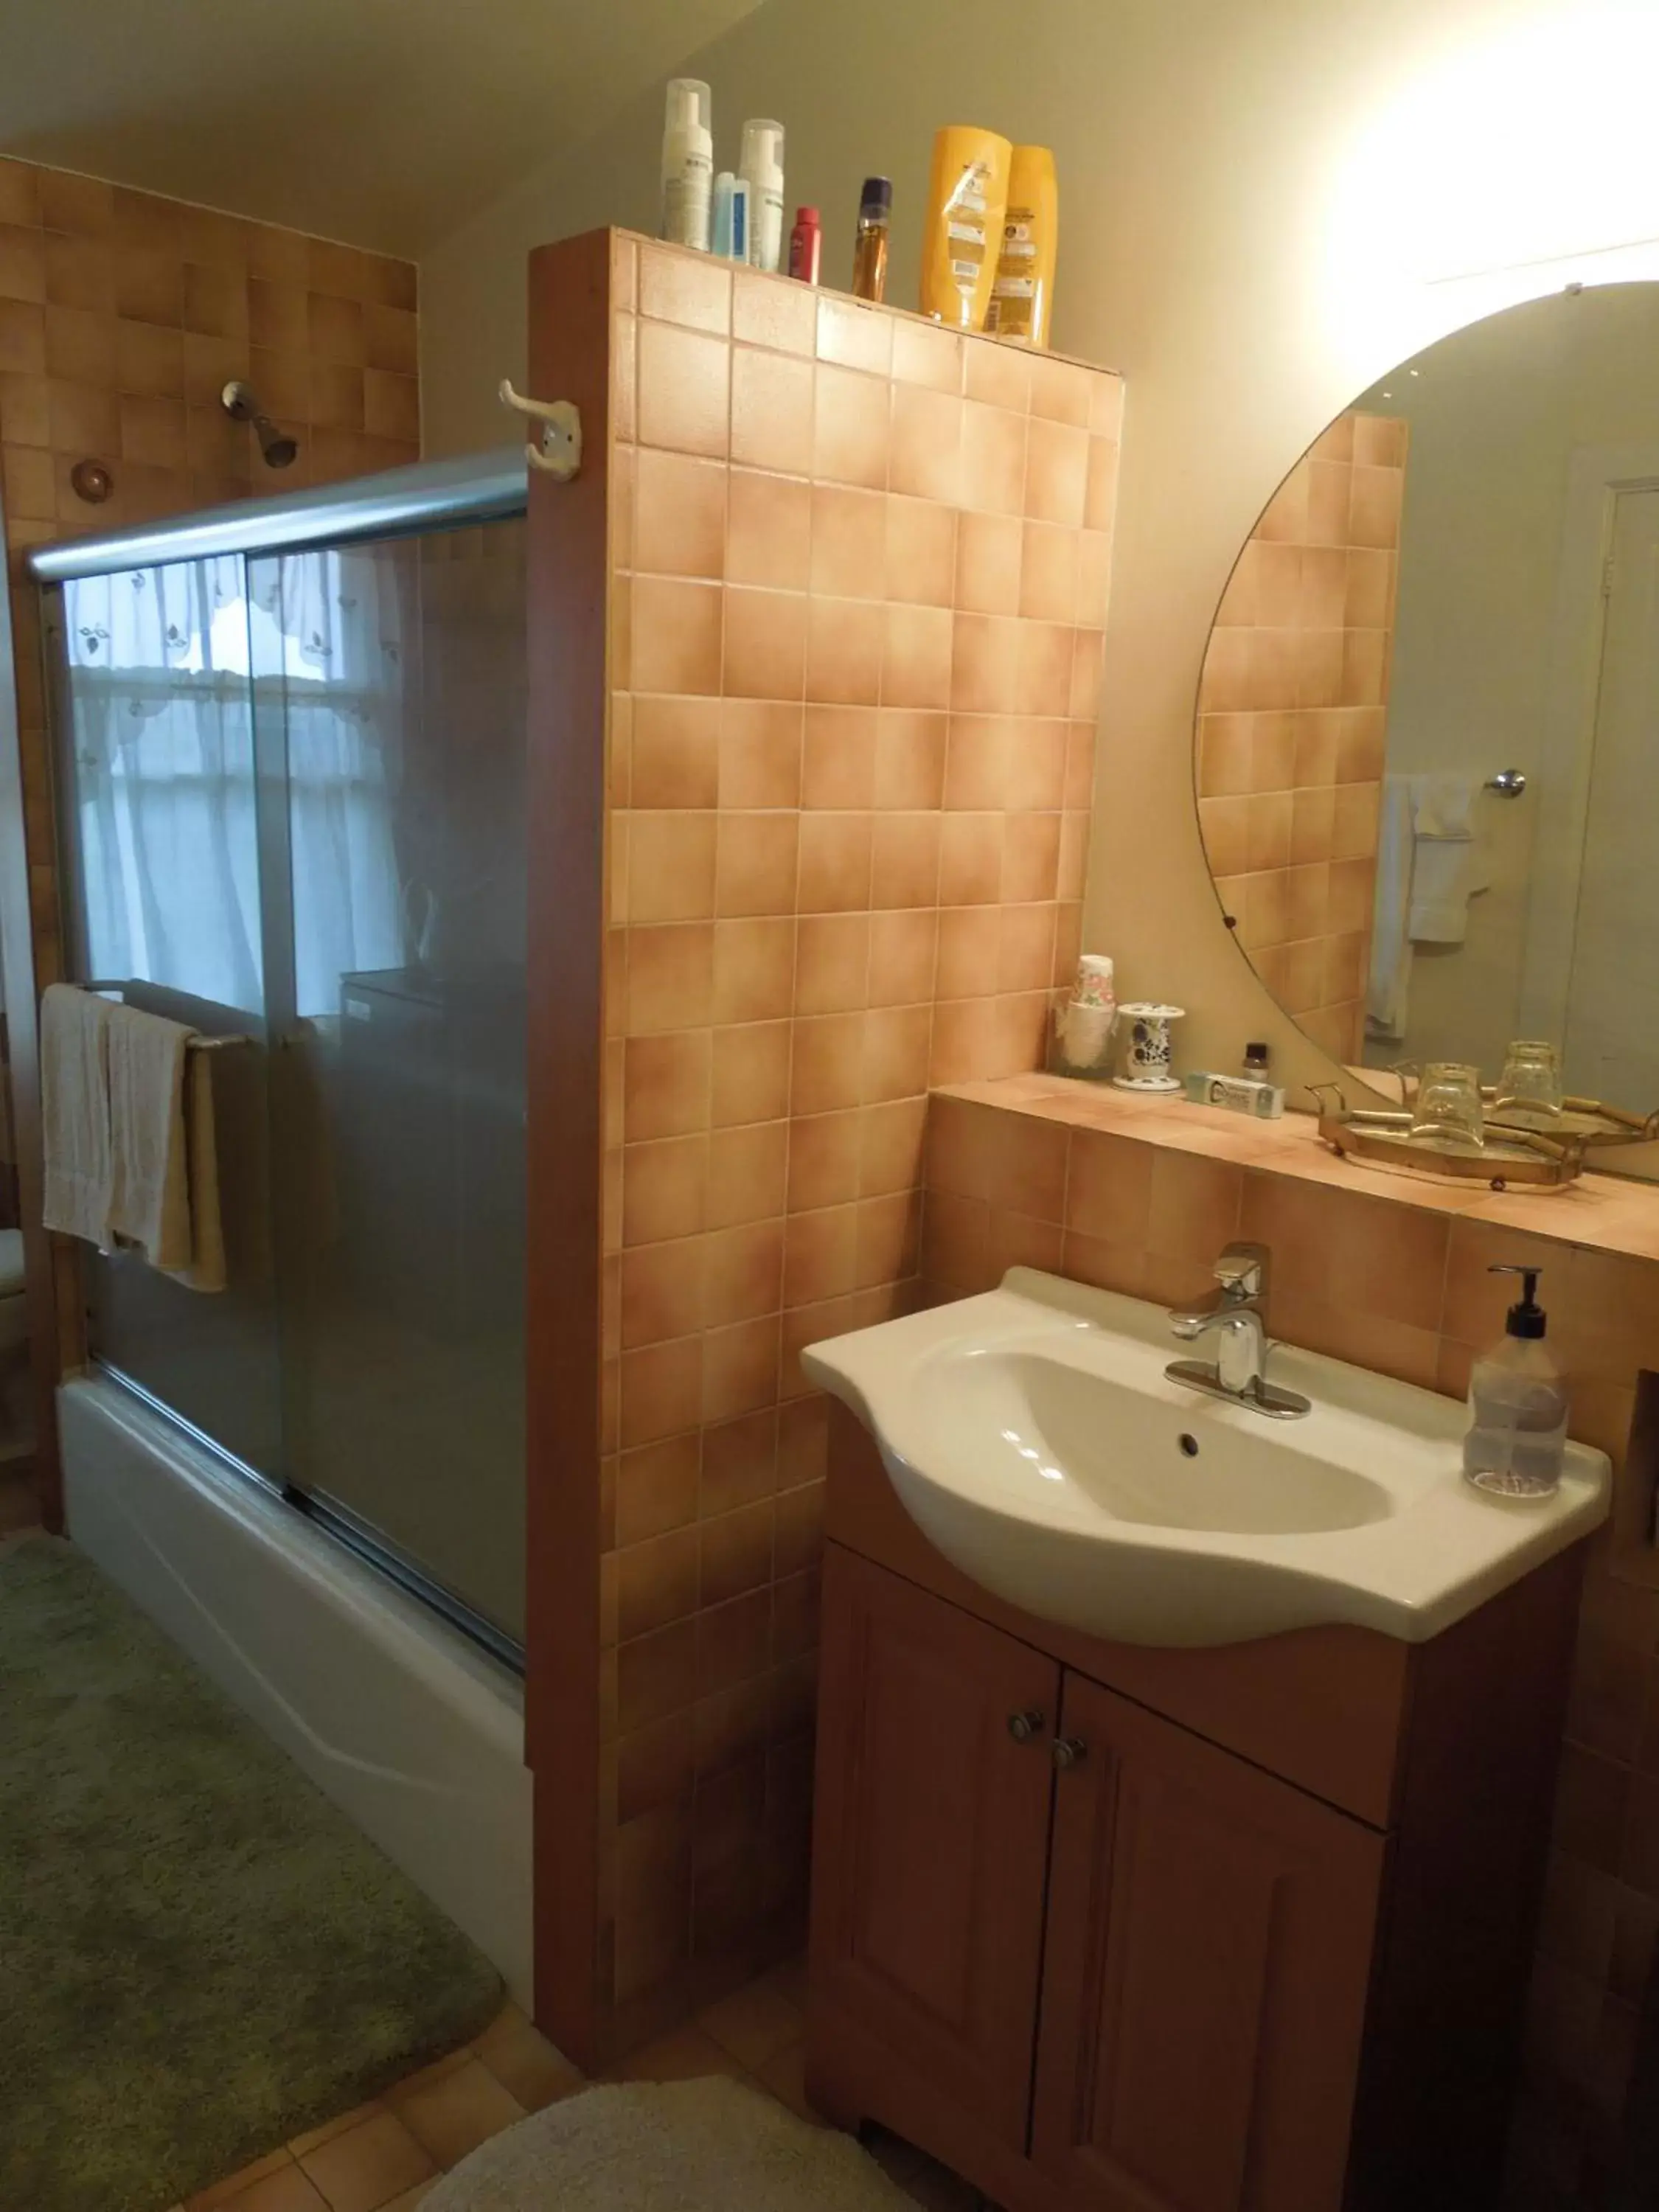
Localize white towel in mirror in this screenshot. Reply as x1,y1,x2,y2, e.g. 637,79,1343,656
1366,777,1416,1040
1407,771,1489,944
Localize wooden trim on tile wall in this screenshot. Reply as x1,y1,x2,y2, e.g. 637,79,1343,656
524,226,614,2066
0,503,63,1526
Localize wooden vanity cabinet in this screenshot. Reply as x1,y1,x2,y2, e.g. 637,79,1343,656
807,1405,1584,2212
811,1548,1059,2158
1031,1665,1382,2212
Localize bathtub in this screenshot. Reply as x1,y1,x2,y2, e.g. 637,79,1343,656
59,1373,534,2007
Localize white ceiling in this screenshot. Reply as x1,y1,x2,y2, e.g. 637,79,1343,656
1,0,764,255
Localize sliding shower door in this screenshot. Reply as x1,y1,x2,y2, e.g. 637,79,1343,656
251,522,528,1643
49,493,528,1650
49,556,284,1475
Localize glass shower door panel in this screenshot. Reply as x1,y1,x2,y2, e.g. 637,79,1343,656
52,558,283,1476
260,524,527,1641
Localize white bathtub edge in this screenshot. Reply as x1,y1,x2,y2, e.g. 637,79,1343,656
59,1374,534,2008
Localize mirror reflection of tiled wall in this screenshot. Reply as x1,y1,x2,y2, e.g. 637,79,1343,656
1196,411,1406,1062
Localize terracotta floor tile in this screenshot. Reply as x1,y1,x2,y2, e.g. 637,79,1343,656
472,2007,585,2112
765,1953,809,2010
296,2108,435,2212
374,2042,473,2105
286,2098,383,2157
184,2147,298,2208
189,1962,824,2209
698,1977,806,2070
385,2056,525,2169
214,2164,330,2211
604,2025,748,2085
470,2000,523,2046
752,2037,826,2125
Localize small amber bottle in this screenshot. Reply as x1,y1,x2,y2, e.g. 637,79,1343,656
852,176,891,302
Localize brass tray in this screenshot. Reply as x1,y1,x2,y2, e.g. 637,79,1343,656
1308,1087,1585,1189
1486,1095,1659,1150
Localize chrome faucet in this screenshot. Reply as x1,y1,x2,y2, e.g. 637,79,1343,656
1166,1242,1310,1419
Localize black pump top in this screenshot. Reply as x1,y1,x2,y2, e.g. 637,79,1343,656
1490,1262,1547,1340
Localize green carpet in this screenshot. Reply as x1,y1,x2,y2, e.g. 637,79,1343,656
0,1536,504,2212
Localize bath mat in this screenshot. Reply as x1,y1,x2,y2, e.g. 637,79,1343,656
424,2074,911,2211
0,1535,503,2212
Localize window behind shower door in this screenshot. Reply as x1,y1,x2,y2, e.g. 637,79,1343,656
49,552,284,1477
51,520,529,1650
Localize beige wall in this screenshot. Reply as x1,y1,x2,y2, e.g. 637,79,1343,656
418,0,1659,1105
1357,285,1659,1082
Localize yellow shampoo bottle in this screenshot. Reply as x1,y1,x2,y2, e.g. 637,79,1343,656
987,145,1057,346
919,125,1012,330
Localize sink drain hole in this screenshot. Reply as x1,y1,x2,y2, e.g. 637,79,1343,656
1178,1433,1200,1458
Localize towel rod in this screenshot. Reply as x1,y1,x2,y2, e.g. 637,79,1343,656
78,982,252,1050
1486,769,1527,796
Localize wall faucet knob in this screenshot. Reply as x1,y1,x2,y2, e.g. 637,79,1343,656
1213,1241,1269,1300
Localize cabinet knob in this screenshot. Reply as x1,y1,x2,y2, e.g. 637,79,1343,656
1052,1736,1088,1770
1006,1710,1046,1744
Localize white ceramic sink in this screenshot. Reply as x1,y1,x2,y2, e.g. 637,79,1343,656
802,1268,1610,1647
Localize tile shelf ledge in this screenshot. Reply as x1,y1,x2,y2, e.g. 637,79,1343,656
936,1073,1659,1265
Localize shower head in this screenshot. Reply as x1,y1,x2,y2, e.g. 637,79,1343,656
221,380,299,469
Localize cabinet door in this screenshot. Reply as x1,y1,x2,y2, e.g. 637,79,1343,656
1033,1671,1384,2212
810,1545,1060,2149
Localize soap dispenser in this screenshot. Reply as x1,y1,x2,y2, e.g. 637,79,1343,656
1463,1264,1568,1498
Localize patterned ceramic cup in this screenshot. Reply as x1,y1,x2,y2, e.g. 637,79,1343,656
1113,1003,1185,1091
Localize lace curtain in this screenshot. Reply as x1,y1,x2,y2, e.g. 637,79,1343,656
63,547,406,1019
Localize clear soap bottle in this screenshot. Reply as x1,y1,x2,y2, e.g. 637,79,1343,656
1463,1264,1569,1498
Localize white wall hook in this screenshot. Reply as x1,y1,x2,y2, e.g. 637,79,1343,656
498,379,582,481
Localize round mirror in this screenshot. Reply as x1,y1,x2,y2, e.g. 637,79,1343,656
1194,283,1659,1117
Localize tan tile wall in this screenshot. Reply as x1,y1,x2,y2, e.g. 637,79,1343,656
596,234,1120,2042
0,154,419,995
1195,411,1406,1063
921,1082,1659,2202
0,159,420,1377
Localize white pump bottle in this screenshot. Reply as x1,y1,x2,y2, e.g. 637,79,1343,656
660,80,713,251
739,118,786,273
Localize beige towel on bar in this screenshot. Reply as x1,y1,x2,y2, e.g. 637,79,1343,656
105,999,194,1270
171,1048,226,1293
41,981,114,1246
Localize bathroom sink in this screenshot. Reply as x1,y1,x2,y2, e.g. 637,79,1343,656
801,1268,1609,1647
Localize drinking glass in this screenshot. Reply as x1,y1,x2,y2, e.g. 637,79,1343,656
1411,1062,1485,1149
1494,1039,1565,1127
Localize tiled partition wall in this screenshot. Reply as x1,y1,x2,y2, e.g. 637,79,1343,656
0,156,420,1460
921,1077,1659,2209
1195,411,1406,1063
591,232,1121,2050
